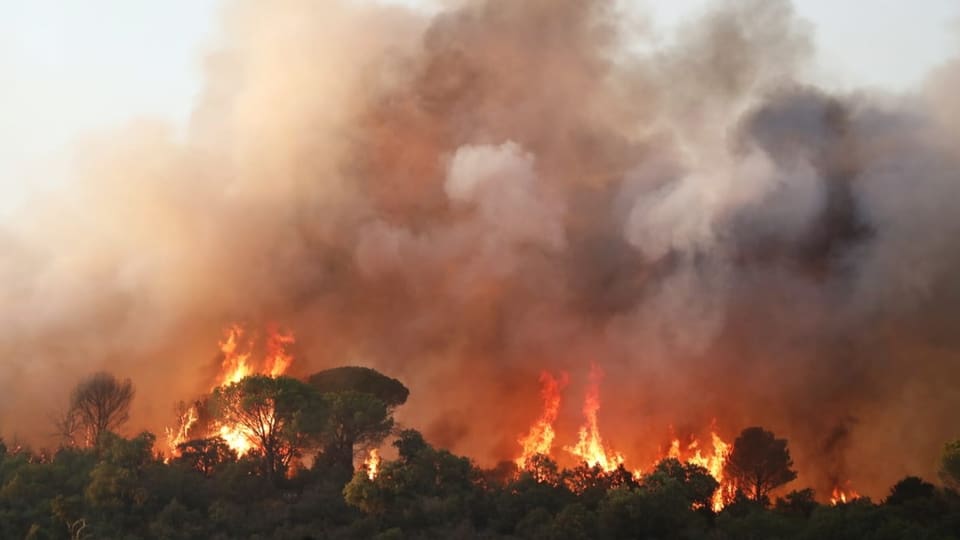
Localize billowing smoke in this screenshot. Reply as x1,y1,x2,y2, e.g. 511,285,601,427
2,0,959,498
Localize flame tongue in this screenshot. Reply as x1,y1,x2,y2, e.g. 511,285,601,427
830,484,860,505
167,324,295,457
517,366,736,510
265,327,295,377
668,432,734,511
365,449,381,480
563,364,624,472
217,324,254,387
516,371,568,469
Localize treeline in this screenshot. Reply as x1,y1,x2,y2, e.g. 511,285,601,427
2,368,960,539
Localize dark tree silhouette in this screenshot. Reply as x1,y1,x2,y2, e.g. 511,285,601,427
309,367,408,474
939,439,960,489
319,391,394,475
174,436,237,477
774,488,818,517
67,372,135,447
724,427,797,504
308,367,409,410
644,458,718,509
885,476,935,505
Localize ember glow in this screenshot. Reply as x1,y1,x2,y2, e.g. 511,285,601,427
365,449,381,480
166,324,296,456
830,484,861,505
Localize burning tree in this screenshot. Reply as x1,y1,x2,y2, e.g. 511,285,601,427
724,427,797,504
165,324,300,456
210,375,326,481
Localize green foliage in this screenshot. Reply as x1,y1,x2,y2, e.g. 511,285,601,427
598,483,706,539
7,378,960,539
644,457,719,510
173,436,237,477
320,390,393,476
344,429,482,533
308,367,409,478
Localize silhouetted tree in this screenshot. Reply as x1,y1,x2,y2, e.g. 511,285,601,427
724,427,797,504
53,406,84,448
524,453,563,486
67,372,135,447
774,488,818,517
319,391,393,476
885,476,935,506
173,437,237,477
643,458,718,510
939,439,960,489
309,367,408,475
308,367,409,410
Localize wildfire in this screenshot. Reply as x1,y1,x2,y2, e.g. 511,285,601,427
365,449,381,480
563,364,625,472
517,366,736,510
217,423,256,456
830,484,860,505
516,371,568,469
216,324,254,387
166,324,296,457
165,403,199,452
265,326,295,377
668,432,735,512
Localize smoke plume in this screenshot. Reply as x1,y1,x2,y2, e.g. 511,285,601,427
2,0,959,498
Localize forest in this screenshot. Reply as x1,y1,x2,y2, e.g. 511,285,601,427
2,368,960,540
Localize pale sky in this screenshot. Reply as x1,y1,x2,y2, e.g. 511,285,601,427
0,0,957,213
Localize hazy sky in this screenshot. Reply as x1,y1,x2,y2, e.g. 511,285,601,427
0,0,957,213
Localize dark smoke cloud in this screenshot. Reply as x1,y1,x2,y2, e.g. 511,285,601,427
1,0,958,498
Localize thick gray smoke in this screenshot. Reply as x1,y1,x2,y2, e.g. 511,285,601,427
1,0,958,498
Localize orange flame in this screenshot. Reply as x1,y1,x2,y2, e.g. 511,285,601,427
164,403,200,453
830,484,860,505
216,324,255,387
667,432,735,511
563,364,625,472
516,371,568,469
516,367,736,510
364,448,381,480
166,324,296,457
265,326,295,377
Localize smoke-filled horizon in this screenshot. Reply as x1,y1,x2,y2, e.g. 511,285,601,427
1,0,959,499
